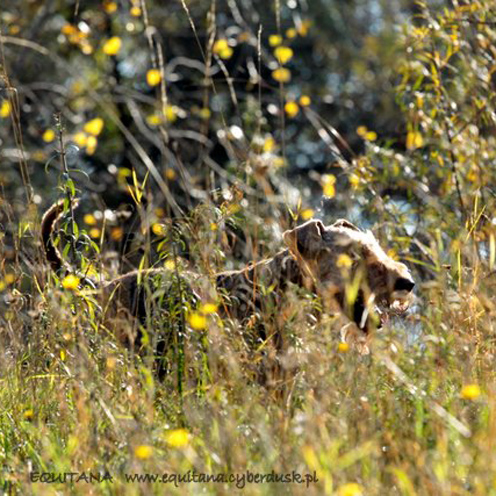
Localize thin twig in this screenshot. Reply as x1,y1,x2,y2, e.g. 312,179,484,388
55,113,77,265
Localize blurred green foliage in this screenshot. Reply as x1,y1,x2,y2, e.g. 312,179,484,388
0,0,417,204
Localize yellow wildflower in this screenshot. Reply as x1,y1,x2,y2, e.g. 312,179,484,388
406,131,423,150
201,303,218,314
299,95,311,107
199,107,211,120
152,223,166,236
104,1,118,13
284,101,299,118
263,136,276,153
86,136,98,149
62,274,80,290
286,27,297,39
164,105,178,122
188,312,207,330
274,46,293,64
356,126,367,137
461,384,481,400
338,483,363,496
272,68,291,83
220,46,234,59
106,357,116,370
62,24,77,36
103,36,122,56
0,100,11,118
42,129,56,143
146,113,163,126
213,38,233,59
111,227,123,241
83,117,104,136
165,429,190,448
322,174,336,198
213,38,229,53
81,42,93,55
298,20,311,37
146,69,161,87
83,214,97,225
23,409,34,420
89,228,101,239
86,135,97,155
349,173,360,188
164,259,176,271
134,445,153,460
300,209,314,221
73,132,88,147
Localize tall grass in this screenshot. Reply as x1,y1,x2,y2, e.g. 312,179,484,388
2,1,496,494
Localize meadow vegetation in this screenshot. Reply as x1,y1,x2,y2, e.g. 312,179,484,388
1,0,496,494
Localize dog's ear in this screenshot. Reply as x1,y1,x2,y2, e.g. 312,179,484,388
283,219,325,258
332,219,361,232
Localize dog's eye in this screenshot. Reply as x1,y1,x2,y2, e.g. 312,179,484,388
394,277,415,292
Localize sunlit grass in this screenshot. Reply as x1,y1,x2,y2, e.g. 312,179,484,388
2,0,496,494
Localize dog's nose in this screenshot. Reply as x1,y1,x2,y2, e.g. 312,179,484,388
394,277,415,292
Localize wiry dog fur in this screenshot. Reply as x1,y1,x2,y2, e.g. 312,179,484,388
41,200,415,346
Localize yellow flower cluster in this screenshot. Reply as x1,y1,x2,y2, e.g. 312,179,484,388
356,125,377,141
72,117,104,155
213,38,233,60
406,130,423,150
321,174,336,198
270,20,311,83
146,105,180,126
61,23,93,54
130,0,142,17
282,95,312,116
188,303,219,331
